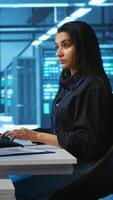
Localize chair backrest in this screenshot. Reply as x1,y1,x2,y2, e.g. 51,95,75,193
49,145,113,200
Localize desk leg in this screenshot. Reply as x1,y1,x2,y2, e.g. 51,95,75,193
0,177,16,200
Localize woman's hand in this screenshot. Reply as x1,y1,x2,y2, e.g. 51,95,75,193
4,128,37,142
4,128,60,147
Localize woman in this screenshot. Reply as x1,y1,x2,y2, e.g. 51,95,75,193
6,21,113,200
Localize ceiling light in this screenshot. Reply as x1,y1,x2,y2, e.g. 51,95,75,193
89,0,106,5
47,27,57,35
32,7,92,46
38,34,51,41
57,17,72,27
32,40,42,46
70,8,92,18
92,3,113,6
57,8,92,27
0,27,38,32
0,3,85,8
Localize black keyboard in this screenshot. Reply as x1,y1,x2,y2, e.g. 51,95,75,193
0,134,23,148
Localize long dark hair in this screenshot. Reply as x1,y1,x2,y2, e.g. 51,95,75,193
57,21,111,90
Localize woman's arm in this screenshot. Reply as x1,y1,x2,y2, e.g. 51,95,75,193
56,80,112,160
36,132,60,147
5,128,61,147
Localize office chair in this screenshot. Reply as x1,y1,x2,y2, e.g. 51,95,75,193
49,145,113,200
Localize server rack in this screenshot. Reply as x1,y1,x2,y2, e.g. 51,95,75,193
12,57,36,124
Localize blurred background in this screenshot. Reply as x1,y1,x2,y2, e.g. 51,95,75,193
0,0,113,132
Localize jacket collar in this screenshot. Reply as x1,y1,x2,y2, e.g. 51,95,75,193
62,71,85,90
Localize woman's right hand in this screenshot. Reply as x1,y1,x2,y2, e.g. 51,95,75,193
4,128,38,142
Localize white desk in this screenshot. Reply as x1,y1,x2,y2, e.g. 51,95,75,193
0,145,77,176
0,179,16,200
0,145,77,200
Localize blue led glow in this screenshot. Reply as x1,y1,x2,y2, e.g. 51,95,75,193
43,103,50,114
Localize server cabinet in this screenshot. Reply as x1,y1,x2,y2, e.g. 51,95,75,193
12,57,36,124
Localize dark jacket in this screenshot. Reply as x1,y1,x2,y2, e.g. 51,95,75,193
51,72,113,161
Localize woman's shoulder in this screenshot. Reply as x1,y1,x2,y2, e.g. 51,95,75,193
84,74,107,91
83,74,113,100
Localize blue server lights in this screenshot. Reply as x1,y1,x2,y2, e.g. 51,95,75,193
40,49,61,127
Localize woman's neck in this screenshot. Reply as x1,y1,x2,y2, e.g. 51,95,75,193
70,69,77,76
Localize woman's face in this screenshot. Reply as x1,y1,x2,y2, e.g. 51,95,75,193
55,31,77,74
